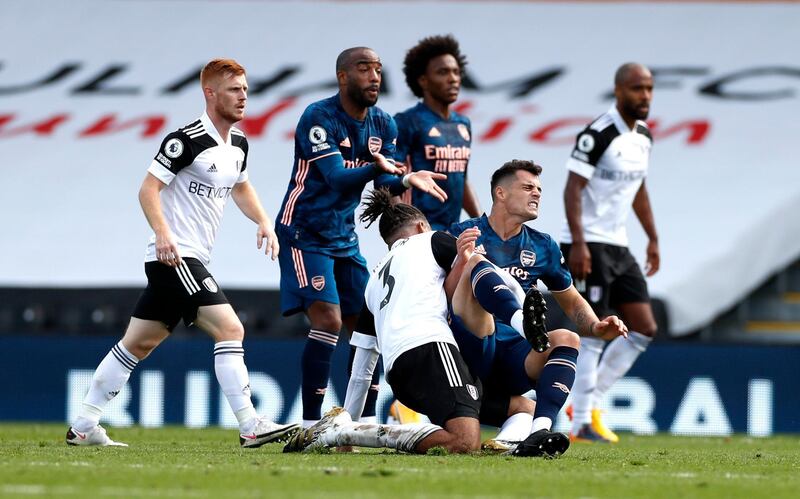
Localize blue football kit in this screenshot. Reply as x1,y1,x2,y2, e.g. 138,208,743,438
394,103,472,231
277,95,405,316
449,215,573,394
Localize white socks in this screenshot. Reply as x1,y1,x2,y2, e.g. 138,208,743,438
322,421,442,453
570,336,604,429
592,332,652,407
214,341,257,431
74,342,139,432
495,413,533,441
74,340,263,433
570,332,652,433
510,310,525,338
531,416,552,433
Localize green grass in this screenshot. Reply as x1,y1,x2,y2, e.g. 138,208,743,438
1,424,799,498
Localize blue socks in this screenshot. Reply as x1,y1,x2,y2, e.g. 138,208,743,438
533,346,579,426
301,330,338,421
470,261,521,324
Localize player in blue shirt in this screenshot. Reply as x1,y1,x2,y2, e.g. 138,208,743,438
276,47,446,426
394,35,481,231
449,160,627,448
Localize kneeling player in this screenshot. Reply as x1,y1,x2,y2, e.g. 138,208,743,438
284,189,566,457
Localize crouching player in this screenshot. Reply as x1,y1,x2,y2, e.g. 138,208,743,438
284,188,567,457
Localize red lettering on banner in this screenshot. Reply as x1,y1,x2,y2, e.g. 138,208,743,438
480,118,512,142
0,113,70,137
529,117,594,145
529,117,711,145
648,119,710,144
452,100,474,115
79,114,167,138
238,97,297,137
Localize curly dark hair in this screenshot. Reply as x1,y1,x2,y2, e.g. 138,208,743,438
360,188,428,243
403,34,467,98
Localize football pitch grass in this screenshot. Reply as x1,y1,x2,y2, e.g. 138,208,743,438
1,425,798,498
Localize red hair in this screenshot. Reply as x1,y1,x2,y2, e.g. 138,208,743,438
200,58,246,87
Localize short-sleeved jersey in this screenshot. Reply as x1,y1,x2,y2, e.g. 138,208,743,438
276,95,399,257
560,105,653,247
146,112,249,264
394,103,472,230
449,215,572,293
351,231,458,374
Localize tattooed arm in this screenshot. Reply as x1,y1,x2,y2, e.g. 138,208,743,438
551,286,628,340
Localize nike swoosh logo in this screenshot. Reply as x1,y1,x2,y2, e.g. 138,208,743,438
241,433,257,440
73,430,86,440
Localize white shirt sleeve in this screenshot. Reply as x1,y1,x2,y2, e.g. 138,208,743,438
342,345,380,421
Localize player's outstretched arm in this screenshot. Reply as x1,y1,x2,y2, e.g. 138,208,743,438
405,170,448,203
232,180,279,259
371,151,404,176
592,314,628,340
139,172,181,267
551,285,627,339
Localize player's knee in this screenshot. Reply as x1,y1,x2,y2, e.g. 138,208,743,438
464,253,487,273
448,434,480,454
308,306,343,333
629,319,657,338
218,321,245,341
508,395,535,416
639,324,657,338
128,338,160,359
548,328,580,349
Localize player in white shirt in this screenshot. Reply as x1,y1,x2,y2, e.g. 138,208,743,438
66,59,299,448
284,187,571,457
561,63,660,443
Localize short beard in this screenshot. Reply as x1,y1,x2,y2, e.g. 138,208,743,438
348,84,378,108
625,102,649,121
216,103,242,123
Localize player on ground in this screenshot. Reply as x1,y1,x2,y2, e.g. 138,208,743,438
285,189,567,457
66,59,298,448
395,34,480,230
275,47,446,427
562,63,659,443
449,160,628,449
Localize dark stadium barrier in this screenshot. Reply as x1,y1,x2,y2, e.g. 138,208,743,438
1,336,797,436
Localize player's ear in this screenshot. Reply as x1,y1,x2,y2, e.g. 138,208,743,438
336,69,348,87
494,185,505,201
418,75,428,94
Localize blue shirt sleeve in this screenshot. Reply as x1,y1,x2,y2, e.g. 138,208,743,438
296,105,342,161
313,154,379,191
299,105,380,191
373,115,405,195
541,235,573,292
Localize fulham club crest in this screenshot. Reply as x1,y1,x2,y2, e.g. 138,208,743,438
202,277,219,293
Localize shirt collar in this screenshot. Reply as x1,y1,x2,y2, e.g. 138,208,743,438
200,112,228,146
608,105,635,133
